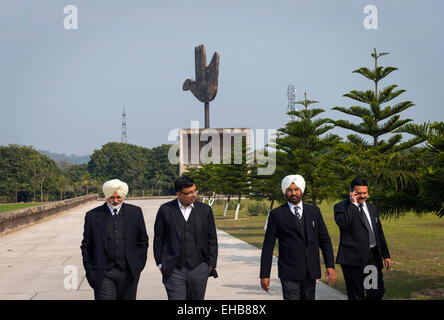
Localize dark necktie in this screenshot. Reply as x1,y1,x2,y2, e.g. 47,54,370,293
294,206,305,240
113,209,117,216
359,203,376,247
295,206,301,220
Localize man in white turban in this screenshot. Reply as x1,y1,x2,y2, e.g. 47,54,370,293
102,179,129,210
260,174,336,300
81,179,148,300
281,174,306,195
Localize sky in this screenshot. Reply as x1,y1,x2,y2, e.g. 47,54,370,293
0,0,443,155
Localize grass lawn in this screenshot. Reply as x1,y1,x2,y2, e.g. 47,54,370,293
0,202,46,213
211,199,444,300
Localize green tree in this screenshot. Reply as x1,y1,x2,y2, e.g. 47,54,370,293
275,92,342,207
396,121,444,217
63,163,88,182
249,151,282,211
249,155,284,229
332,48,422,152
63,164,89,197
329,49,429,217
216,137,253,219
186,163,219,203
0,145,35,202
55,175,69,200
36,155,60,202
88,142,148,196
88,142,179,196
331,142,422,217
0,145,62,202
147,144,179,195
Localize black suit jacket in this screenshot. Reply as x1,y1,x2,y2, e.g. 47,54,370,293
153,199,218,279
260,202,335,281
80,202,149,289
334,199,390,267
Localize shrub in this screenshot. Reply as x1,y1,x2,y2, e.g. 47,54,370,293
215,199,229,206
247,201,269,216
228,200,239,210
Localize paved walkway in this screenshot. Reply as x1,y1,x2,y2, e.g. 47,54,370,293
0,199,346,300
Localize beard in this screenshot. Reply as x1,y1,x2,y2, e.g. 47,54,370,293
286,194,302,205
109,202,122,210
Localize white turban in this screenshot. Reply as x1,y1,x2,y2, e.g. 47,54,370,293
102,179,129,199
281,175,306,194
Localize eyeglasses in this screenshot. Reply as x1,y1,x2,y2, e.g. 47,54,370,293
180,190,199,196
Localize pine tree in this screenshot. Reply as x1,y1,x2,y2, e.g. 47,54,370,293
186,163,219,204
332,48,422,152
275,92,342,207
249,151,283,229
328,49,431,217
216,137,253,219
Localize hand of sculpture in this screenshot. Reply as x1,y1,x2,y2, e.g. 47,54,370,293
183,45,220,103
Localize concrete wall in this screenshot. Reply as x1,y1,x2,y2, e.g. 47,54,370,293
0,194,98,235
179,128,251,175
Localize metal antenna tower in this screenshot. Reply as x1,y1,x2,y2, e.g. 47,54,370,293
121,105,128,143
287,84,297,122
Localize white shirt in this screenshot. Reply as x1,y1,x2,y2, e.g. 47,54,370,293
157,200,194,270
107,203,122,215
287,201,303,218
178,199,194,221
353,201,376,247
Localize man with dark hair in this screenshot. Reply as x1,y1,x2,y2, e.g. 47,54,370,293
154,176,218,300
334,177,392,300
260,174,336,300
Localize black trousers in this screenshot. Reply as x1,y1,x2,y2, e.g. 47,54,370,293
94,266,140,300
162,262,209,300
341,247,385,300
280,270,316,300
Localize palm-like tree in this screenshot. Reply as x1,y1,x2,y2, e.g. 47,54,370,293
396,121,444,217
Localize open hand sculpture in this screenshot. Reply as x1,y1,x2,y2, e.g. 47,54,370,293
183,45,220,128
183,45,220,103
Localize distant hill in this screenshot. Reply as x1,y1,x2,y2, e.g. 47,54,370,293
38,150,90,165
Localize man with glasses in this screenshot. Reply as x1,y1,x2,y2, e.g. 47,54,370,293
334,177,392,300
81,179,148,300
154,176,218,300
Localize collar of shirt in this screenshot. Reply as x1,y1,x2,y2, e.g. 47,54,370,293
352,201,367,210
287,201,303,217
178,199,194,221
352,201,374,230
107,203,122,215
178,199,194,212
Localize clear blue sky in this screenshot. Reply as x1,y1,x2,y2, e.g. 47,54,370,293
1,0,443,155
